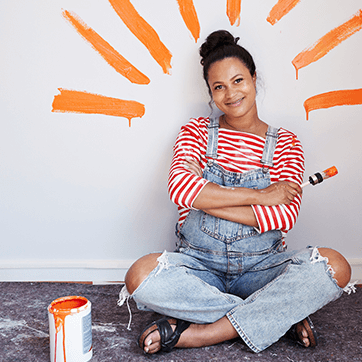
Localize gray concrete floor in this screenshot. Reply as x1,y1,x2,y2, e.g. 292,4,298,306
0,282,361,361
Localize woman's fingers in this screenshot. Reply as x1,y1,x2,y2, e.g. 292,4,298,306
287,181,302,195
259,181,302,206
184,158,203,177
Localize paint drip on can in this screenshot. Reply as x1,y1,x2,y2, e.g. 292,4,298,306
48,296,92,362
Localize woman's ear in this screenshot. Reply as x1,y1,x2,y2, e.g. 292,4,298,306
253,72,257,86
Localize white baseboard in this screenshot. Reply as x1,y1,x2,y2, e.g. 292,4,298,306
0,259,134,269
0,259,134,282
1,258,361,283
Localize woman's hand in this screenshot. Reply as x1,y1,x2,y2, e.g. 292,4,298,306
184,158,203,177
257,181,302,206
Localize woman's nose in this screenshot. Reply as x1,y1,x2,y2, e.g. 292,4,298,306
225,87,236,99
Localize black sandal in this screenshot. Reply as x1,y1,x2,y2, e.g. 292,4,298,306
286,316,318,348
138,317,191,353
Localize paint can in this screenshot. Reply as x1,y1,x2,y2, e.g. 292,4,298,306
48,296,92,362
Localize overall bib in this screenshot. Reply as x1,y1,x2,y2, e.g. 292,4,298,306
130,117,343,352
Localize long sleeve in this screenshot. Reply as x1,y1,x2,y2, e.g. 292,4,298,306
168,118,209,224
252,132,305,233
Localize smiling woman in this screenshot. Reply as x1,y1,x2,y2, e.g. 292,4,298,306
120,30,353,356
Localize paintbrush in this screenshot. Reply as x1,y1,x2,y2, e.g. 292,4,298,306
301,166,338,188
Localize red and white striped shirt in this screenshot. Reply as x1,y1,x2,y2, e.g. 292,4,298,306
168,117,305,233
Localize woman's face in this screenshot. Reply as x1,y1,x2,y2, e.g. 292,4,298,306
208,57,257,121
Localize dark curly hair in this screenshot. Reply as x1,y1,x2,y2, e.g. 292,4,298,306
199,30,256,95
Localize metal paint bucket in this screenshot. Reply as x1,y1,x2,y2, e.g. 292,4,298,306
48,296,92,362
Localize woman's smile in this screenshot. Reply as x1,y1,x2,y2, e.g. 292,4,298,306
226,97,244,106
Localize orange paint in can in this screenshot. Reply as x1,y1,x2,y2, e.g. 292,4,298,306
48,296,92,362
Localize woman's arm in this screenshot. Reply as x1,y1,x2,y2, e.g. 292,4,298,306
186,159,302,210
168,122,210,209
251,132,305,232
203,205,259,227
184,155,302,230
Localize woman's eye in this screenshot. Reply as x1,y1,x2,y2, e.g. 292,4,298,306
214,85,222,90
235,78,243,84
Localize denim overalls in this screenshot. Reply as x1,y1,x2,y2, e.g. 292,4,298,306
176,117,284,288
127,117,344,353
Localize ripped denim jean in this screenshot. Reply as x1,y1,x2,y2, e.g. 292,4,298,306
119,245,356,353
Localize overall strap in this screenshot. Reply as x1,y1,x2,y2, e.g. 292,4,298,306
205,116,219,159
260,125,279,172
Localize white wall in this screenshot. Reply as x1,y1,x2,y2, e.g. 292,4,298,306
1,0,361,282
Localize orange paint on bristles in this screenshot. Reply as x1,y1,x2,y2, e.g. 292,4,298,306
52,89,145,127
267,0,301,26
322,166,338,179
227,0,242,26
62,10,150,85
176,0,200,42
292,9,362,79
109,0,172,74
304,88,362,120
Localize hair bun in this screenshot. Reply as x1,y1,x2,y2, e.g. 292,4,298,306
200,30,237,64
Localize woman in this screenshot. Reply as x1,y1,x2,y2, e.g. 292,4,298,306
119,30,352,354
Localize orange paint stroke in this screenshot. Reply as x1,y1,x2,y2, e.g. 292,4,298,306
293,9,362,79
227,0,242,26
109,0,172,74
52,89,145,127
176,0,200,42
267,0,301,26
62,10,149,85
304,88,362,120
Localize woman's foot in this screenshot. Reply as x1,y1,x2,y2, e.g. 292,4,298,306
138,318,178,354
288,317,318,347
139,316,238,354
295,321,310,346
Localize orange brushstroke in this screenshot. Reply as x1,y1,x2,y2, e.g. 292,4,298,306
109,0,172,74
304,88,362,120
176,0,200,42
52,89,145,127
227,0,242,26
62,10,149,85
293,9,362,79
322,166,338,179
267,0,301,25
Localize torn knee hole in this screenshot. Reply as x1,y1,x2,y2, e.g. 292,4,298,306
309,247,354,292
310,246,338,280
155,251,171,276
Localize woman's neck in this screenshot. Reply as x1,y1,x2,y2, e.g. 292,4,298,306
219,114,268,138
